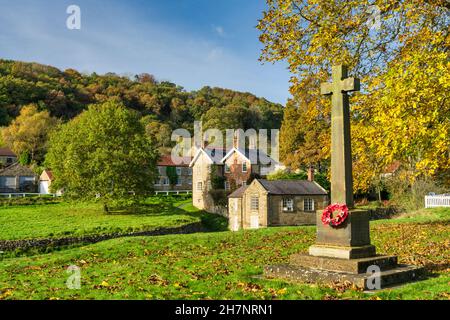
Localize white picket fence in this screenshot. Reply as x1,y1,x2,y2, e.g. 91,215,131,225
425,195,450,208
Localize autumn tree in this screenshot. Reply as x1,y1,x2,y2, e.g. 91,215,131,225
45,101,159,207
1,104,58,163
258,0,450,191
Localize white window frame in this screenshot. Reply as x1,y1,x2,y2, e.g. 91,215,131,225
282,198,294,212
250,196,259,211
303,198,315,212
242,162,248,173
224,181,230,191
176,167,182,175
187,168,192,176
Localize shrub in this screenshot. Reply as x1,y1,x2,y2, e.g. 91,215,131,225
385,176,446,212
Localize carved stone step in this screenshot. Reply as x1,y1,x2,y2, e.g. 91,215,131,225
264,263,424,290
290,254,398,274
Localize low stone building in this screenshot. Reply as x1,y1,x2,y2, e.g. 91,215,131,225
0,163,38,193
228,179,328,231
155,155,192,192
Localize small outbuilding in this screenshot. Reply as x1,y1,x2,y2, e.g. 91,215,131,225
0,163,38,193
39,169,54,194
228,179,329,231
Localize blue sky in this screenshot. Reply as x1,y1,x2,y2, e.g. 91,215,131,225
0,0,291,104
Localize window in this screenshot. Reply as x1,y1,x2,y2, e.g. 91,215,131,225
163,177,170,186
224,181,230,190
197,182,203,191
0,176,16,189
187,168,192,176
242,162,248,172
282,198,294,212
155,177,161,186
303,198,314,212
176,177,182,186
176,167,182,175
250,196,259,211
225,164,230,173
242,181,247,186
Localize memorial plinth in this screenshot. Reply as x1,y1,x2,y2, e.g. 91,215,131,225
263,65,423,290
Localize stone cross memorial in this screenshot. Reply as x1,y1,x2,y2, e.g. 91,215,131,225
264,65,423,290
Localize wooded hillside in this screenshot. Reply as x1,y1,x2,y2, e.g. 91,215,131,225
0,59,284,143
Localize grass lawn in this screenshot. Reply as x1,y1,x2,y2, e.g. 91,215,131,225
0,197,201,241
0,207,448,300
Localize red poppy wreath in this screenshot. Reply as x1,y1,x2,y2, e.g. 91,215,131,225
321,203,349,228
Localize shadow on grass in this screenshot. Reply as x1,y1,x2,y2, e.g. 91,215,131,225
106,200,229,232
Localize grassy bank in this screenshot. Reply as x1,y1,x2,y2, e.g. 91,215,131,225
0,208,448,300
0,197,200,241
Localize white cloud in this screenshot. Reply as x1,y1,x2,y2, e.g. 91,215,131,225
213,25,226,37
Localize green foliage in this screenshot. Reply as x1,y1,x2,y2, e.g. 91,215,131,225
208,189,228,207
18,151,30,165
267,169,307,181
210,165,226,190
1,104,58,164
258,1,450,192
165,166,178,187
385,175,446,212
0,60,284,134
45,101,159,202
0,196,61,207
267,169,330,191
314,172,330,192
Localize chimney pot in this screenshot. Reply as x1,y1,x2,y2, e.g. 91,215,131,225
307,166,314,182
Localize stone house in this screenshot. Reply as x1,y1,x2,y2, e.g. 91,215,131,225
155,155,192,192
0,163,38,193
228,179,328,231
0,148,17,167
190,147,217,211
190,145,283,213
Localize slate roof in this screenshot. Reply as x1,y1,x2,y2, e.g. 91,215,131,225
0,148,16,157
228,185,248,198
257,179,328,196
0,163,37,177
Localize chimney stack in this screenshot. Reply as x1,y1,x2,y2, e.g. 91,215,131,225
307,166,314,182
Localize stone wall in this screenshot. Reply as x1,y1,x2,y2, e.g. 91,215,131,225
241,180,269,229
268,194,328,226
228,197,243,231
0,222,203,253
192,153,215,211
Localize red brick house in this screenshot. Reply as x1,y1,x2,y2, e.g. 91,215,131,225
155,155,192,191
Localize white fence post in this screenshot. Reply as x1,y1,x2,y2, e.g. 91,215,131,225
425,195,450,208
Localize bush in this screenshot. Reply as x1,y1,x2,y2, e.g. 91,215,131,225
385,176,446,212
208,189,228,207
0,196,62,207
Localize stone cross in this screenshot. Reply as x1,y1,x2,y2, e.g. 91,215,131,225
321,65,360,208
